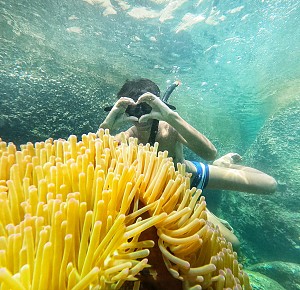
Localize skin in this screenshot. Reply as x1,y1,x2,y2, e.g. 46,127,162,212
99,92,277,248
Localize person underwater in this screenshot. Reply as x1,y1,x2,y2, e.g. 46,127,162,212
99,78,277,249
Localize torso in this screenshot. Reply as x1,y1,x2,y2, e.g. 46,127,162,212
122,121,184,165
115,121,198,185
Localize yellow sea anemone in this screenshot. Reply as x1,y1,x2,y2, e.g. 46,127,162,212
0,129,252,289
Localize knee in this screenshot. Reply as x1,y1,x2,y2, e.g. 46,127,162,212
230,236,241,252
220,228,241,251
267,176,278,193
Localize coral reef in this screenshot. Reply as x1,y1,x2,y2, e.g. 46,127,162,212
0,130,251,289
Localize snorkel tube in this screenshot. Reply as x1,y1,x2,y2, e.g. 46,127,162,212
147,80,180,146
162,80,180,103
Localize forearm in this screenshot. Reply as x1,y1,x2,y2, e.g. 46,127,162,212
99,116,121,131
98,120,120,137
166,111,217,161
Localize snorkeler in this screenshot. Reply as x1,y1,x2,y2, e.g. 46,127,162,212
99,78,277,248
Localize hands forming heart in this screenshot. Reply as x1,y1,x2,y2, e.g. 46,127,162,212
137,93,172,123
103,92,172,130
116,93,168,121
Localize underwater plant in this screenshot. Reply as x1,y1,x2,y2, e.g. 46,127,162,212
0,129,251,289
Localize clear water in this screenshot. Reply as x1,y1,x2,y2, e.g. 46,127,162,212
0,0,300,286
1,0,299,151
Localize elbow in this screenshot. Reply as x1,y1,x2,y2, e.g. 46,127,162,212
268,177,278,193
99,122,107,129
211,147,218,160
261,176,277,194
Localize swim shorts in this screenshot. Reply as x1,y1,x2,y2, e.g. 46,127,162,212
190,161,209,190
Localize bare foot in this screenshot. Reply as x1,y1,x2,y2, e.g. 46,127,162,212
218,218,234,233
213,153,242,167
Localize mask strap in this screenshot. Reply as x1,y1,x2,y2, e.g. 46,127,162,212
148,120,159,146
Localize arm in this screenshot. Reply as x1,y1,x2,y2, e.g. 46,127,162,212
137,93,217,161
167,111,217,160
208,164,277,194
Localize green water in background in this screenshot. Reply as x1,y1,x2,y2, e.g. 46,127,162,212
1,0,299,152
1,0,300,282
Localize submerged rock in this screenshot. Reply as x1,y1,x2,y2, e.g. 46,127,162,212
245,270,286,290
216,96,300,266
248,261,300,290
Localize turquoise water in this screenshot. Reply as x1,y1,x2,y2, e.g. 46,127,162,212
1,0,299,149
1,0,300,288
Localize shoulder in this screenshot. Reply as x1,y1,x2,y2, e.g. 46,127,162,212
159,121,173,130
158,121,179,139
157,121,183,161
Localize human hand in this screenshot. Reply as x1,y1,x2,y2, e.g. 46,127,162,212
136,92,173,123
101,97,139,130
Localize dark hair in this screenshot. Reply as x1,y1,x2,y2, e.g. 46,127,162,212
117,78,160,101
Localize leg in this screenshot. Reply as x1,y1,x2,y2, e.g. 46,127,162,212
213,153,271,174
207,164,277,194
206,210,240,251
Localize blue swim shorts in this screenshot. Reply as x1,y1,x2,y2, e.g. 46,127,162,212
190,161,209,190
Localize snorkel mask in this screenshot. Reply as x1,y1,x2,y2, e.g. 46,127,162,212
104,80,180,118
125,102,152,119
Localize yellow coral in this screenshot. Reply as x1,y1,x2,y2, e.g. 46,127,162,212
0,130,251,289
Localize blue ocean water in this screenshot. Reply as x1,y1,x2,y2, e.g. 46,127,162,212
1,0,300,288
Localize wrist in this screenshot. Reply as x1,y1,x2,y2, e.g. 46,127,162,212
165,110,180,125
